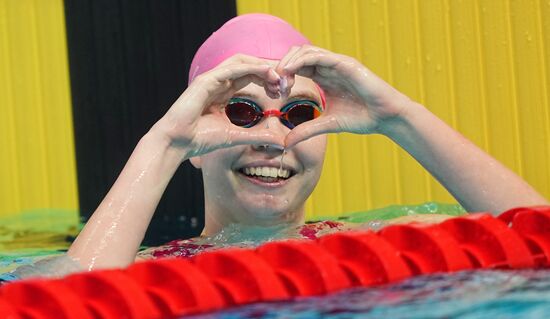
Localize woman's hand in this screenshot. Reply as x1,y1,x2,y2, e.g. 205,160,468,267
275,47,549,214
158,54,284,159
275,45,413,147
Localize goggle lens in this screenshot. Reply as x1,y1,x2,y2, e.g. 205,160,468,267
283,103,322,128
224,101,262,127
225,98,322,129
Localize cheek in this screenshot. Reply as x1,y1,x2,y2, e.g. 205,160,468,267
294,134,327,168
200,147,245,176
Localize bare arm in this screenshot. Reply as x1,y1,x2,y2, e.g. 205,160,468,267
279,45,548,214
380,101,549,214
67,56,282,270
67,123,183,270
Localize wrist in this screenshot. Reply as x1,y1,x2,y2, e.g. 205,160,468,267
376,100,427,140
145,118,190,163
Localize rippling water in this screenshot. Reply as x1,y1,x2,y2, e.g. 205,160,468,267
187,269,550,319
7,204,540,318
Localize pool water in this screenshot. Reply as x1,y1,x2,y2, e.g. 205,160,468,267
0,209,78,274
138,202,466,259
11,203,546,318
187,269,550,318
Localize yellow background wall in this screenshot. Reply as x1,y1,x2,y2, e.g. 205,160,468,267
1,0,549,222
237,0,550,219
0,0,78,221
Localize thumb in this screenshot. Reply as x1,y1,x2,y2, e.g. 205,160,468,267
220,127,286,149
285,116,342,148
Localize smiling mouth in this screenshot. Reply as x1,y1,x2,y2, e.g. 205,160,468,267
238,166,296,183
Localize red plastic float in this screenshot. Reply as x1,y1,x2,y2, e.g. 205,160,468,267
379,223,472,274
192,248,288,305
317,231,411,285
440,213,534,268
499,206,550,266
257,240,350,296
0,206,549,319
126,258,224,316
64,270,160,319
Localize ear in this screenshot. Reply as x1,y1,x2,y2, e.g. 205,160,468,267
189,156,202,169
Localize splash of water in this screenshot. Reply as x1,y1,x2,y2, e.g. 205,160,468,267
278,148,287,177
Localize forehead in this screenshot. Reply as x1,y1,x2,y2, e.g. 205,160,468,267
235,75,320,100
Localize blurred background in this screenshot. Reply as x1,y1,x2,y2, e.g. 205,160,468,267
1,0,549,245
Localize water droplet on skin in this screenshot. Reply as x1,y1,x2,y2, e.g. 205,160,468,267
279,77,288,98
278,149,287,176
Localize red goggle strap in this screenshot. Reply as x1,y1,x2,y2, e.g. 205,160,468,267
262,109,284,117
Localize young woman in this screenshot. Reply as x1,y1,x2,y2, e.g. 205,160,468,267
57,13,548,273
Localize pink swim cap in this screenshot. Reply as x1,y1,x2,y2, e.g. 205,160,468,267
188,13,310,84
188,13,326,109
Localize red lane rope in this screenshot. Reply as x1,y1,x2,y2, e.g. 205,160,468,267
1,207,550,319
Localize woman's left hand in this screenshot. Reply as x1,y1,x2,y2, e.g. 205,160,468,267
275,45,413,147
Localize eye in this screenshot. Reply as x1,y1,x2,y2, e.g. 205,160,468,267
225,100,262,127
287,104,316,126
283,101,322,127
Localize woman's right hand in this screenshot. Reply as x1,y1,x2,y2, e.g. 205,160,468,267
157,54,284,159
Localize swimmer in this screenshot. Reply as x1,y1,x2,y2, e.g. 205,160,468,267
53,14,550,271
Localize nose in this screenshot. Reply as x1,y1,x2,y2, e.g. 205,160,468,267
262,115,288,133
252,143,285,153
251,113,288,152
252,118,286,152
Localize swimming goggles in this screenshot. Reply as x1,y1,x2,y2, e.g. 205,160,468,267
225,97,323,129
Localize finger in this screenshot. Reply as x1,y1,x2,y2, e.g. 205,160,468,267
279,47,332,97
280,46,328,74
284,116,342,148
231,73,273,93
218,54,280,84
280,74,294,99
183,64,273,119
196,125,286,155
210,63,273,85
264,82,281,99
218,53,272,67
283,46,323,71
276,46,304,98
225,127,285,148
283,51,340,76
275,45,302,75
230,71,283,100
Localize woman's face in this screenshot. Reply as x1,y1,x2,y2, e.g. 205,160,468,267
195,75,327,231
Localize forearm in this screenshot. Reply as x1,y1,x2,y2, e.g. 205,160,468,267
380,101,549,214
68,121,186,270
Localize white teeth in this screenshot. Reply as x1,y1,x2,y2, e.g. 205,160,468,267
242,166,291,179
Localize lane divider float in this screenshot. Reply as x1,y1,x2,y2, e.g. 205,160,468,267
1,206,549,319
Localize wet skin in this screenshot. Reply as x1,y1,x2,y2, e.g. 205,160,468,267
191,75,327,234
